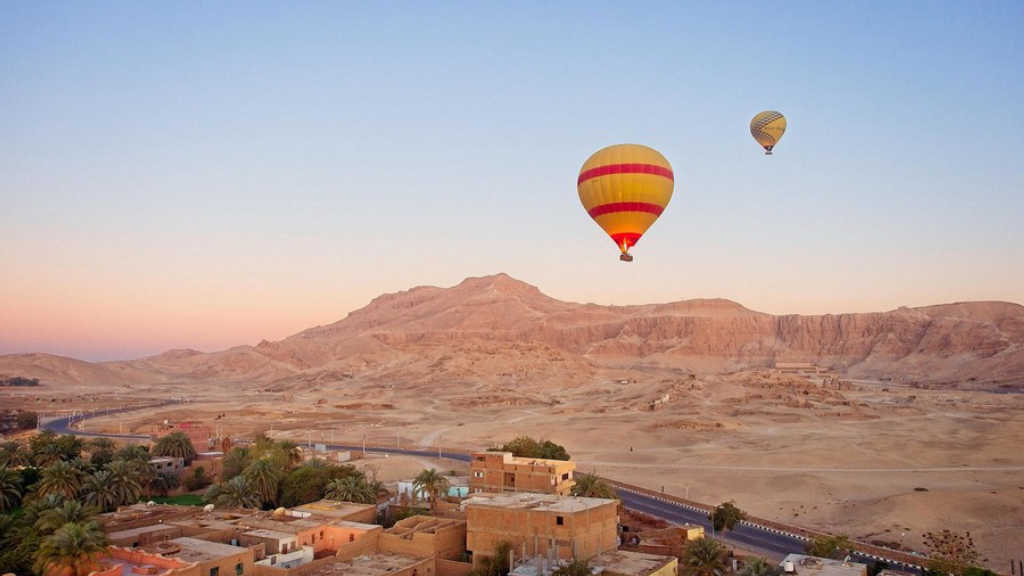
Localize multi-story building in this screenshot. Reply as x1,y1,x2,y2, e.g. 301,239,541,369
469,452,575,495
152,537,255,576
463,493,618,567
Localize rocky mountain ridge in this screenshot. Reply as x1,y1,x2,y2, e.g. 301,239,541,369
3,273,1022,387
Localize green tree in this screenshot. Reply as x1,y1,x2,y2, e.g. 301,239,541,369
153,432,197,464
682,537,728,576
16,411,38,430
0,441,29,468
183,466,212,492
0,513,40,576
82,470,119,512
710,501,746,533
33,521,107,576
104,460,143,506
923,530,982,576
243,459,282,506
470,541,512,576
570,473,617,499
277,441,303,467
325,474,375,504
0,466,22,512
148,473,179,497
205,476,260,508
553,560,591,576
87,439,116,471
413,468,449,511
221,447,251,481
741,558,781,576
36,501,98,535
38,461,83,499
805,534,854,560
22,493,66,526
493,436,571,461
115,444,150,463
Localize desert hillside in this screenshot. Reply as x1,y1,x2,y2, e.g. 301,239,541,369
3,273,1023,387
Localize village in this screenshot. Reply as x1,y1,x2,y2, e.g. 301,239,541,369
2,426,896,576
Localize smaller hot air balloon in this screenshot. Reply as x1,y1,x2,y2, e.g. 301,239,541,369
577,144,674,262
750,110,786,155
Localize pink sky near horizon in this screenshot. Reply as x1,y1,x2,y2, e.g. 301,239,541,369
3,260,1021,362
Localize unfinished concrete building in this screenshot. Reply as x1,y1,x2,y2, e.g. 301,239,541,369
463,493,618,567
469,452,575,496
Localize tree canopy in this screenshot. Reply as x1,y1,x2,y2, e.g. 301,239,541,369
491,436,570,460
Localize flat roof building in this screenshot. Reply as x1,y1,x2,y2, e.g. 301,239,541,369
92,547,200,576
146,537,255,576
470,452,575,496
278,554,432,576
463,493,618,566
290,500,378,524
781,555,868,576
509,551,677,576
590,550,678,576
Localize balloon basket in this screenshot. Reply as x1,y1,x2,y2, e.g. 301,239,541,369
619,253,634,262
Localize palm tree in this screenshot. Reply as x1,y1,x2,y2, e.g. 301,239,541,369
277,441,303,468
153,432,197,464
570,473,617,499
34,521,108,576
244,459,282,506
38,461,83,499
104,460,143,506
87,438,116,470
115,444,150,463
325,475,374,504
413,468,449,511
207,476,260,509
741,558,780,576
0,465,22,511
682,537,727,576
23,493,67,526
0,441,29,468
148,473,179,497
82,471,119,512
36,501,98,535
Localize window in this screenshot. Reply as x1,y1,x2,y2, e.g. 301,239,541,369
562,473,569,481
473,471,484,478
320,530,324,540
556,516,564,526
210,568,219,576
235,563,244,576
349,534,355,542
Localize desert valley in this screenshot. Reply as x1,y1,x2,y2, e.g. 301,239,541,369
2,273,1023,568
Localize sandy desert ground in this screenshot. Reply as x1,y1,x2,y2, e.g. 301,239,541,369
5,368,1023,570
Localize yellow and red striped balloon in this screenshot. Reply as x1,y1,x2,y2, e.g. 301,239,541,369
577,144,674,262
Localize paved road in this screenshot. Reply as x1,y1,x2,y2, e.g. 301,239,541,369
42,402,175,441
45,413,921,572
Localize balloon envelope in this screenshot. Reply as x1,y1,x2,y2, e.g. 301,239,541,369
577,144,674,261
750,110,786,154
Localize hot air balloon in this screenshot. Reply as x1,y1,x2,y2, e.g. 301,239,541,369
577,144,674,262
750,110,786,154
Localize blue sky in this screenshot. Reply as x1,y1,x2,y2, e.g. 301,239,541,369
2,1,1022,360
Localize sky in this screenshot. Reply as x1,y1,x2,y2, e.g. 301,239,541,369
2,1,1023,361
